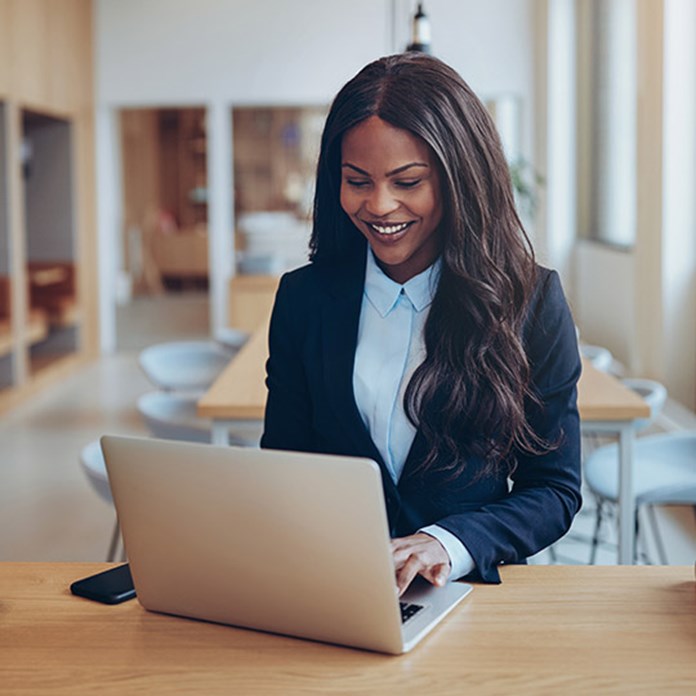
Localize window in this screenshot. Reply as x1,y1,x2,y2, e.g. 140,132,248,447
576,0,637,247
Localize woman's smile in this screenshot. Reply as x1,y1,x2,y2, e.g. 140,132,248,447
362,219,416,238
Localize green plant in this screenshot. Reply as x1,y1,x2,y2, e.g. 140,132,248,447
509,157,545,219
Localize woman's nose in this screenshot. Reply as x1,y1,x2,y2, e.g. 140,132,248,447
364,185,398,217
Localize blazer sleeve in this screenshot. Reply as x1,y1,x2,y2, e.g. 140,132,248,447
260,273,317,453
437,269,583,583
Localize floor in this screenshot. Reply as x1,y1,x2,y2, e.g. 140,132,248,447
1,290,209,561
0,352,150,560
116,291,209,351
2,291,695,564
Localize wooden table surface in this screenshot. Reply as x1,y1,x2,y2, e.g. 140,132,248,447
198,318,650,424
577,358,650,421
198,319,270,420
1,563,694,695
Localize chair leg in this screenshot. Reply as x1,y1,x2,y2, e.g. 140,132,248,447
647,505,668,565
106,519,121,563
633,508,654,565
589,498,605,565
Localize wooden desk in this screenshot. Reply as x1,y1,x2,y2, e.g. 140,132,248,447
197,319,269,424
198,321,650,564
228,275,280,333
1,564,694,694
577,357,650,421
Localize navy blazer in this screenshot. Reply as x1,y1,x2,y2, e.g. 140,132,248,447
261,249,582,583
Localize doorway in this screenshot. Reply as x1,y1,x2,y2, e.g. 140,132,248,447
116,107,209,351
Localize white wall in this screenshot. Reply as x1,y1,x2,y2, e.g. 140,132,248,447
394,0,537,156
95,0,538,349
574,241,635,363
97,0,536,107
97,0,392,106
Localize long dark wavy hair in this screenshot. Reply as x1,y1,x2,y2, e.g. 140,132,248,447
310,53,548,477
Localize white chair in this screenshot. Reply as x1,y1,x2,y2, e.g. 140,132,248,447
579,344,614,372
137,391,263,447
214,327,250,356
620,378,667,432
584,431,696,564
138,340,231,392
79,440,122,562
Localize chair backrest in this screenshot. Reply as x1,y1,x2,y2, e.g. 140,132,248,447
137,390,263,447
214,327,250,356
635,432,696,505
137,391,212,443
621,378,667,431
80,440,112,503
138,340,230,392
579,343,614,373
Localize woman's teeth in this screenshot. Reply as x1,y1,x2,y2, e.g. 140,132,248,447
369,222,411,235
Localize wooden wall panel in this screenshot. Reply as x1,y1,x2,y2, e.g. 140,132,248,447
0,0,97,411
7,0,51,108
3,0,92,114
74,108,98,357
120,110,161,233
46,0,85,112
0,2,10,97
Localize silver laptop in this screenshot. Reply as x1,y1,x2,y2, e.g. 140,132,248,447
101,435,472,654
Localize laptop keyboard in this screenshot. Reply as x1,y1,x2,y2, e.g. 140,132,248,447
400,601,424,623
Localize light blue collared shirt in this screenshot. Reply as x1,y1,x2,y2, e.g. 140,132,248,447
353,249,475,580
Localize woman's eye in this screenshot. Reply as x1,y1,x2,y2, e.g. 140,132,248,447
345,179,370,188
395,180,421,189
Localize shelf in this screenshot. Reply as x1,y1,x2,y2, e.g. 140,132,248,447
27,262,80,329
0,310,50,358
0,1,96,411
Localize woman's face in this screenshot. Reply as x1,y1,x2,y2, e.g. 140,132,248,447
340,116,443,284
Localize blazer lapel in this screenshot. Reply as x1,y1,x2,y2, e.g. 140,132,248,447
400,429,428,482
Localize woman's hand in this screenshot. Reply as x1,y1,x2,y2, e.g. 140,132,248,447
391,533,451,596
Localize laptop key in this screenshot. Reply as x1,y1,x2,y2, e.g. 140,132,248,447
400,601,424,623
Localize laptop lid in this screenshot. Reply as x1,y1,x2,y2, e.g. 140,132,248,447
101,435,470,654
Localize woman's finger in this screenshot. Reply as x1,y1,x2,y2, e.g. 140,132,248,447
395,553,423,596
420,561,449,587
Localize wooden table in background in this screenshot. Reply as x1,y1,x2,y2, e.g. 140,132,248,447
197,319,269,429
198,320,650,564
1,563,694,695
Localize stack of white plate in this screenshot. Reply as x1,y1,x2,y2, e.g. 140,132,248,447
237,212,311,275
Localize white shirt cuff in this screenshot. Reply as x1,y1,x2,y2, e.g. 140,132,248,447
420,524,476,580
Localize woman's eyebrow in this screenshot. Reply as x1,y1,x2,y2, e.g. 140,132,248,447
341,162,429,176
386,162,428,176
341,163,371,175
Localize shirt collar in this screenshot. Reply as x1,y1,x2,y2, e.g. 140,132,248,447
364,247,441,317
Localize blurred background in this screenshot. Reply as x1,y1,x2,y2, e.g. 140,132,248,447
0,0,694,564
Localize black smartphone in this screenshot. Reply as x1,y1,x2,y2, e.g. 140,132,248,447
70,564,136,605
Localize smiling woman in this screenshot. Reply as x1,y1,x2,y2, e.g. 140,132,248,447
340,116,443,284
261,53,582,591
